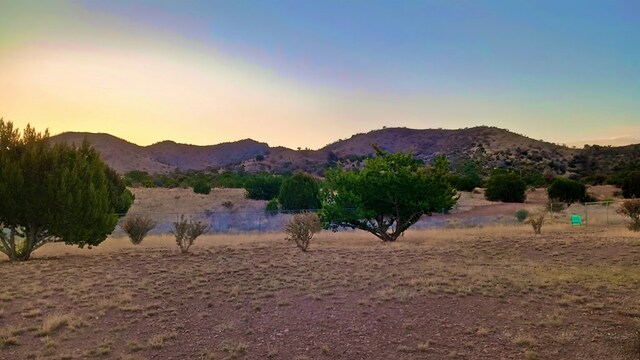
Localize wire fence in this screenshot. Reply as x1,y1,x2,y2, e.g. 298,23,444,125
114,199,637,236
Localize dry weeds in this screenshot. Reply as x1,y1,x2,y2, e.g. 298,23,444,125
1,225,639,359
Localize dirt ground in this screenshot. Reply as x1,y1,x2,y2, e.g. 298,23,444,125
2,225,640,360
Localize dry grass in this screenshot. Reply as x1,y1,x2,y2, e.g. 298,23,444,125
2,224,640,359
128,187,264,217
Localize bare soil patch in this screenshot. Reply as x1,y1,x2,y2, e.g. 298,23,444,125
2,227,640,359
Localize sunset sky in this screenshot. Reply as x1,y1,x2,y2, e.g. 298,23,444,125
1,0,639,149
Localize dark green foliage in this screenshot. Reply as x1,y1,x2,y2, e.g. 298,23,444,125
485,173,527,203
244,173,283,200
193,182,211,195
124,170,156,187
0,120,130,261
622,172,640,199
122,215,156,245
265,198,280,214
278,172,321,211
106,167,135,216
547,177,587,206
515,209,529,222
321,147,458,242
449,161,484,191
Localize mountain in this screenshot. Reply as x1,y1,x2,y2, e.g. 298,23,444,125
49,126,639,181
49,132,269,174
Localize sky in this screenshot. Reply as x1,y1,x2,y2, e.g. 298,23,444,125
1,0,639,149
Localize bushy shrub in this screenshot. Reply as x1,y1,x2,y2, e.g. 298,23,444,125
484,173,526,203
284,212,322,252
546,200,566,213
265,198,280,215
515,209,529,223
617,199,640,231
622,172,640,199
193,182,211,195
547,177,586,206
121,215,157,245
526,213,546,235
172,215,209,253
222,201,234,209
244,173,283,200
278,172,320,211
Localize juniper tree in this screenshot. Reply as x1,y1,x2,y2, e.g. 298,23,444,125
0,120,132,261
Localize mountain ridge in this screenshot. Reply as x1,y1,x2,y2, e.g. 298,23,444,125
49,126,639,180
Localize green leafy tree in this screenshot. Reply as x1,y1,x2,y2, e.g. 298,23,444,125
485,172,527,203
449,161,484,191
547,177,586,206
244,173,283,200
278,172,320,211
622,171,640,199
321,147,457,242
0,120,131,261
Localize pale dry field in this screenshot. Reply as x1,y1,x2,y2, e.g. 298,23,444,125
2,224,640,360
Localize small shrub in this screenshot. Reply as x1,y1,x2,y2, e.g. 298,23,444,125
121,215,157,245
515,209,529,223
526,213,546,235
222,201,234,209
193,182,211,195
284,212,322,252
546,200,566,213
617,199,640,231
172,215,209,253
265,198,280,215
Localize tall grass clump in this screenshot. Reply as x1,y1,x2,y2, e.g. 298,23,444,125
526,212,546,235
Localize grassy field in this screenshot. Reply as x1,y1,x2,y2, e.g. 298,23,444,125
2,225,640,359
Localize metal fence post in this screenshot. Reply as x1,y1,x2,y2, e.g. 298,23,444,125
585,203,588,227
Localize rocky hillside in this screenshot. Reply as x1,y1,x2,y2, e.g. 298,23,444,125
49,126,639,181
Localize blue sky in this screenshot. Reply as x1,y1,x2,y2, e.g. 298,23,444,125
1,0,639,148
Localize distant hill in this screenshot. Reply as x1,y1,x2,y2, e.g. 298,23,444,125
49,126,640,182
49,132,269,174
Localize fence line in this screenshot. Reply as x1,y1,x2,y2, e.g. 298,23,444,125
114,200,635,236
